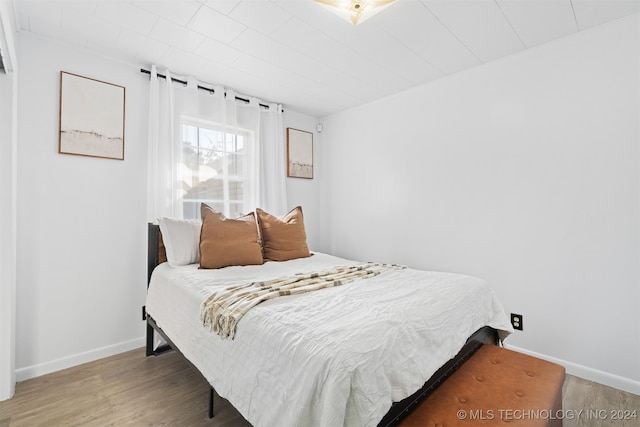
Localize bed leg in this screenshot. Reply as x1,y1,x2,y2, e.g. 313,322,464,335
209,387,215,418
145,322,155,357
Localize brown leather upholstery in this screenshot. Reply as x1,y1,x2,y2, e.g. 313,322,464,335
399,345,565,427
158,231,167,265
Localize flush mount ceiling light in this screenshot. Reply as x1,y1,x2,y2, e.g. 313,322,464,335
315,0,398,26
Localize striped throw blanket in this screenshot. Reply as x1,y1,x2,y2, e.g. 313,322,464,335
200,262,405,340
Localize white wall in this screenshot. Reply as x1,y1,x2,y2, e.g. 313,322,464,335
284,110,322,250
15,33,149,379
319,17,640,394
0,70,17,401
13,32,322,382
0,0,18,401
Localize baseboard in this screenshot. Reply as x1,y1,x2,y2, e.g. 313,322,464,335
15,337,145,382
505,344,640,396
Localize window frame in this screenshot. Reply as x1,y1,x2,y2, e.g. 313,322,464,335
180,116,251,219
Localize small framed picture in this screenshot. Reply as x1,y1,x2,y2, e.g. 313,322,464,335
59,71,126,160
287,128,313,179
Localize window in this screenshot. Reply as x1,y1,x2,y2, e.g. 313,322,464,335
181,119,249,219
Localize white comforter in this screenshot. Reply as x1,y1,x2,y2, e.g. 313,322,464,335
146,252,513,427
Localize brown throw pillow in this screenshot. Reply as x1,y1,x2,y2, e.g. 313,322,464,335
199,204,264,269
256,206,311,262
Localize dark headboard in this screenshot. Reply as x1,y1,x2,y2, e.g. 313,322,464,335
147,223,167,286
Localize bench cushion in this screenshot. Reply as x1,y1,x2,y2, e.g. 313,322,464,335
399,344,565,427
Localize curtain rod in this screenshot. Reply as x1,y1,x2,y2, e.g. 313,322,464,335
140,68,275,110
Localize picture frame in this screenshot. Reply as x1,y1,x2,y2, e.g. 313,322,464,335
286,128,313,179
59,71,126,160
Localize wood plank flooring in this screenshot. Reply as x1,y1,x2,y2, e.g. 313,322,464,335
0,349,251,427
1,347,638,426
562,375,639,427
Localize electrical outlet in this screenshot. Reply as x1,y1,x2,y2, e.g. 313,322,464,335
510,313,523,331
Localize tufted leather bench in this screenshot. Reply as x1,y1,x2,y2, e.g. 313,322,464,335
398,344,566,427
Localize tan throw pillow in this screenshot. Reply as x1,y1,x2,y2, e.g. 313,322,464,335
199,204,264,269
256,206,311,262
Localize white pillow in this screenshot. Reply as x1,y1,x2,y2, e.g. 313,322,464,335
157,217,202,266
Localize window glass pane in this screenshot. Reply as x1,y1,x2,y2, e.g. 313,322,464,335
200,178,225,200
183,124,198,148
182,125,199,171
204,201,225,213
228,153,243,176
182,121,248,219
226,133,240,153
184,183,204,200
228,203,244,219
228,180,243,201
183,201,199,220
201,150,223,175
226,134,245,153
199,127,224,151
182,146,199,171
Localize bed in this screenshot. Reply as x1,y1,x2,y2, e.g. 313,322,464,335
145,210,513,427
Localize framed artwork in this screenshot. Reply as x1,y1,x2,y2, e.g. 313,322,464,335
59,71,126,160
287,128,313,179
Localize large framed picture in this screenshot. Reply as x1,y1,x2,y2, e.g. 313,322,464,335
286,128,313,179
59,71,126,160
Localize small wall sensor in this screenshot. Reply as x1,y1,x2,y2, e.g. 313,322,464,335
316,123,323,133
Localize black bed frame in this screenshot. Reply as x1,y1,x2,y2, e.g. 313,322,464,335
145,223,499,426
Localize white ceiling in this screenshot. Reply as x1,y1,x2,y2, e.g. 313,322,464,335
13,0,640,117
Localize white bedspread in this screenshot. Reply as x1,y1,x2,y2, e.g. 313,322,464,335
146,252,513,427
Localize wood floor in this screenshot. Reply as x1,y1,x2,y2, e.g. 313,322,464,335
1,347,638,426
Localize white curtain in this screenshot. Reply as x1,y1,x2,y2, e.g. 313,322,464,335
146,65,287,221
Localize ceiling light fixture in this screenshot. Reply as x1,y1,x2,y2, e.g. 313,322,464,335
315,0,398,26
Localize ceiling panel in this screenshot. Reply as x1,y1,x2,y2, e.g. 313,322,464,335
61,8,121,49
199,59,256,90
225,27,371,106
423,0,524,63
58,0,98,17
347,29,444,85
274,0,365,37
229,27,329,83
160,46,209,76
194,36,243,63
271,17,410,95
188,4,246,44
95,1,159,36
133,0,202,26
150,17,205,52
230,53,313,91
12,0,640,117
272,3,444,86
228,0,291,35
116,28,170,63
197,0,242,16
496,0,578,48
572,0,640,30
18,0,62,33
377,0,482,74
